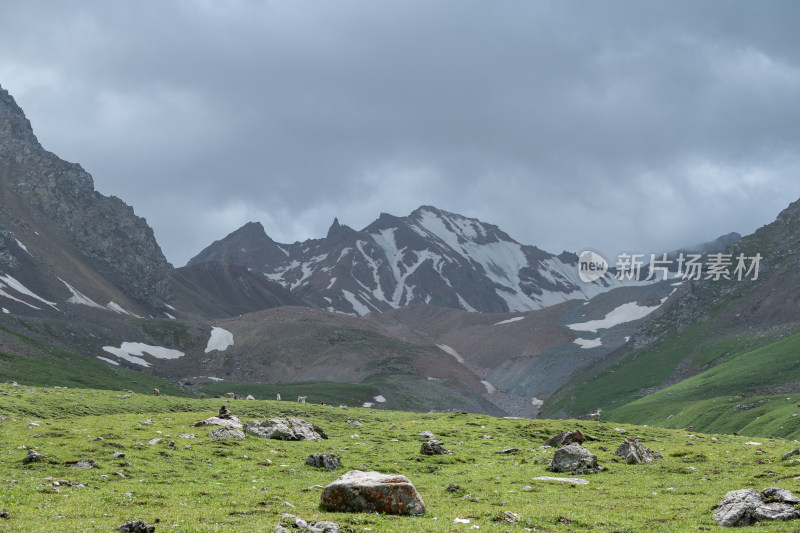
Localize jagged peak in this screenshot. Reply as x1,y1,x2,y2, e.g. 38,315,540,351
0,84,39,146
326,217,357,242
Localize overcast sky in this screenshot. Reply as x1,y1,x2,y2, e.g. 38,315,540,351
2,1,800,266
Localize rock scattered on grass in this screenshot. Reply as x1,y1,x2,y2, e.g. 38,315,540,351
544,430,585,447
614,437,663,464
421,440,453,455
496,448,522,454
209,428,246,440
713,487,800,527
320,470,426,515
246,418,327,441
22,449,45,464
548,444,604,475
276,512,339,532
306,453,341,471
66,459,96,469
116,520,155,533
781,449,800,460
532,476,590,485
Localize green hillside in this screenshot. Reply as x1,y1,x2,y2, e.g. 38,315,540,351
3,384,800,531
608,331,800,438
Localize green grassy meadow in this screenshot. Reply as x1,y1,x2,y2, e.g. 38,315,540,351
3,385,800,531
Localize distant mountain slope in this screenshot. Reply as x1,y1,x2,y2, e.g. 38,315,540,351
188,206,637,315
542,196,800,422
175,260,307,317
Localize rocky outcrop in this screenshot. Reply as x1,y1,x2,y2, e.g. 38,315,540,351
614,437,663,464
548,443,604,475
0,84,173,308
245,418,327,441
713,488,800,527
320,470,426,515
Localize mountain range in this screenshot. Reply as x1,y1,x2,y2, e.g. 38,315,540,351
2,82,800,434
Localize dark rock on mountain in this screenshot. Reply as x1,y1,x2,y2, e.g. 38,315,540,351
176,260,306,317
1,84,173,309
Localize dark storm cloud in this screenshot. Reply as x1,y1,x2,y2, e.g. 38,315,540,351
1,1,799,264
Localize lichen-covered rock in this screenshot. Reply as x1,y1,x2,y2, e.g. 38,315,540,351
548,443,604,475
614,437,663,464
320,470,426,515
246,418,327,441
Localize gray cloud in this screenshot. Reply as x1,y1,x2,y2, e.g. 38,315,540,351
2,1,799,265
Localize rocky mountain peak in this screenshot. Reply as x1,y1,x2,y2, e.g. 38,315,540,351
0,84,173,309
0,84,40,150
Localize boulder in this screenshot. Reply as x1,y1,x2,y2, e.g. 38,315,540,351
420,440,453,455
713,488,800,527
246,418,327,441
209,428,246,440
614,437,663,464
544,430,585,447
22,449,45,464
194,416,243,429
763,487,800,504
306,453,341,471
320,470,426,515
548,443,604,475
781,449,800,461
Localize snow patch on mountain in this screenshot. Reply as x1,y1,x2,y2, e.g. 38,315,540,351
437,343,465,364
566,301,662,333
59,278,105,309
97,356,120,366
0,274,58,310
107,301,141,317
493,316,525,326
102,342,185,367
205,326,234,353
574,337,603,349
15,239,32,256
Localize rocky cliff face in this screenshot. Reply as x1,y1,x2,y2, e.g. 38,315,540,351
0,84,173,308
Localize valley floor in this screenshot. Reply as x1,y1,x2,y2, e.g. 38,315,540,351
2,385,800,532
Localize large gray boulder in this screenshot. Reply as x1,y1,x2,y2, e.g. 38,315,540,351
320,470,426,515
714,488,800,527
548,443,604,475
614,437,663,464
246,418,327,441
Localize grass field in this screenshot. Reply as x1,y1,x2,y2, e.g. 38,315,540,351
3,385,800,531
